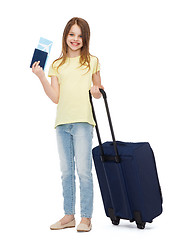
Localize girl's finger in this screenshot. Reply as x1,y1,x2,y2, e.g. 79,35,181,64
32,61,37,68
35,61,40,67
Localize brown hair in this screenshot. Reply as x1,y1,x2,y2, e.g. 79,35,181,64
52,17,91,71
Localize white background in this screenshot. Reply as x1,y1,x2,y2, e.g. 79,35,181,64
1,0,183,239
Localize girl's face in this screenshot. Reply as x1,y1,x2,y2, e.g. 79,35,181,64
66,24,83,54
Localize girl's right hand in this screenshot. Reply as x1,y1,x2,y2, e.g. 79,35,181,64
32,61,45,79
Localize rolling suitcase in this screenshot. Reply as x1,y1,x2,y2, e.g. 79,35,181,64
89,89,163,229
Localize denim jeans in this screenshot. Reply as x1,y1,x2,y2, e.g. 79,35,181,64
56,122,93,218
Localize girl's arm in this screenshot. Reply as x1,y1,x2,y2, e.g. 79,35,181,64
91,71,104,99
32,61,60,104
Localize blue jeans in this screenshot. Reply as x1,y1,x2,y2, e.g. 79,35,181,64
56,122,94,218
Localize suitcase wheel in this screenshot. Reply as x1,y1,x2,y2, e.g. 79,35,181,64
134,211,146,229
136,222,146,229
111,218,120,225
108,208,120,225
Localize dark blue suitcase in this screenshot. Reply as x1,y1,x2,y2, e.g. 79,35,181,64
90,89,163,229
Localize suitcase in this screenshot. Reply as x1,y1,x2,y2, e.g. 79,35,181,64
89,89,163,229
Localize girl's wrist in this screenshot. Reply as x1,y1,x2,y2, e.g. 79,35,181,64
38,72,46,82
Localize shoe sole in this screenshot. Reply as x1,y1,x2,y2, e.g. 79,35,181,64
50,225,75,230
77,229,91,232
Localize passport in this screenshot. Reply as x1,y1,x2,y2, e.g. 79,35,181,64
30,48,48,70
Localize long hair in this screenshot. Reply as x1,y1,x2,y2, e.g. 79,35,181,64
52,17,91,71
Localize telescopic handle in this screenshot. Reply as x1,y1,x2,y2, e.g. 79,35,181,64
89,88,120,163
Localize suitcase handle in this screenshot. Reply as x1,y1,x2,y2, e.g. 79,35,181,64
89,88,120,163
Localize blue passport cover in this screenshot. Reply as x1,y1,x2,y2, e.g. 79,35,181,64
30,48,48,70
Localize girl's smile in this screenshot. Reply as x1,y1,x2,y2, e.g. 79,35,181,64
71,42,80,46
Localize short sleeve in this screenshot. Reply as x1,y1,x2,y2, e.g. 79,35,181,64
48,63,58,78
92,56,100,74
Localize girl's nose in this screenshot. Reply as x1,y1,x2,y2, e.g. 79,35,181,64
74,35,78,41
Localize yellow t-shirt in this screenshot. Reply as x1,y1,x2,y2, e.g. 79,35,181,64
48,55,100,128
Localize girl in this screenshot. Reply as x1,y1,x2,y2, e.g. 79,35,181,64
32,17,103,232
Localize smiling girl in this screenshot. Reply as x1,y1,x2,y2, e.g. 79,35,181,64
32,17,103,232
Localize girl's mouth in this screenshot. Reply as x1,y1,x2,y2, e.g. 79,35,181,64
71,42,80,46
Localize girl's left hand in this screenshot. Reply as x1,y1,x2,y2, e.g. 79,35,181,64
90,85,104,99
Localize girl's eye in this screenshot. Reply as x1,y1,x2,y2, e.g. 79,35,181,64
69,33,82,38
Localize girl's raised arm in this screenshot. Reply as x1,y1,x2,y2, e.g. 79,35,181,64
32,61,60,104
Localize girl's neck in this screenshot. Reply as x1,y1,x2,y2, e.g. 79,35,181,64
67,49,81,58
